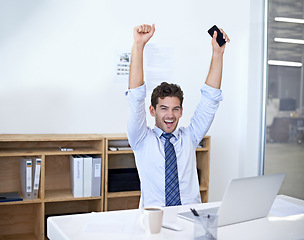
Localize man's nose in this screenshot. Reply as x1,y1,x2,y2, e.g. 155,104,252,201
167,109,174,117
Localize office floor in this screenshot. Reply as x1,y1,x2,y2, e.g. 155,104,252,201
264,143,304,200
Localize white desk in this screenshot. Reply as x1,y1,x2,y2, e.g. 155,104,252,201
47,195,304,240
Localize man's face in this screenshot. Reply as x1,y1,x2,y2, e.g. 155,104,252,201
149,96,183,133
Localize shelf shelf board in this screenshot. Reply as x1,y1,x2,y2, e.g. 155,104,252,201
199,186,208,192
0,233,37,240
44,189,102,202
0,134,103,142
107,148,206,154
196,147,209,152
107,191,141,198
102,134,128,140
0,198,41,206
107,150,134,155
0,147,102,157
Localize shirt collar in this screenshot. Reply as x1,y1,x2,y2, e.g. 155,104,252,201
153,125,179,139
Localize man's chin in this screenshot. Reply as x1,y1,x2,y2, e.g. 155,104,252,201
162,125,177,134
155,122,178,133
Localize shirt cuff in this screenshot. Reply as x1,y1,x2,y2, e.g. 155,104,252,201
201,83,223,101
125,82,147,101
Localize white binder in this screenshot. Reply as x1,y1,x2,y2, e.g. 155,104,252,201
19,158,32,200
32,157,41,199
91,155,102,197
83,155,92,197
70,155,84,197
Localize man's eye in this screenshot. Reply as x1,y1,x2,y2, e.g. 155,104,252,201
161,108,166,111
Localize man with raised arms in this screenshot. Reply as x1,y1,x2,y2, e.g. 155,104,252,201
126,24,229,207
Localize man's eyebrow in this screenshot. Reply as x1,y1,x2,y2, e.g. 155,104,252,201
159,105,181,109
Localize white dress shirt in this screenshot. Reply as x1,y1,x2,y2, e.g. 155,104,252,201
126,83,223,207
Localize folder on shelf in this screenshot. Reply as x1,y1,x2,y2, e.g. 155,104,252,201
70,155,84,197
83,155,93,197
19,157,33,200
91,155,102,197
0,191,23,202
32,157,41,199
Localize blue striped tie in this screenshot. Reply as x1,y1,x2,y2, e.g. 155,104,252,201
162,133,181,206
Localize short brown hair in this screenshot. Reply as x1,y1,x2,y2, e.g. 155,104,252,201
151,82,184,109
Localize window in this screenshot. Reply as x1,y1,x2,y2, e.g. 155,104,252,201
263,0,304,200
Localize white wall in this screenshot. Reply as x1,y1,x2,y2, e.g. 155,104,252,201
0,0,264,201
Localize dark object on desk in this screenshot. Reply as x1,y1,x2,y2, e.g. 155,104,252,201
279,98,296,111
108,168,140,192
208,25,226,47
191,208,211,219
0,192,23,202
190,208,199,216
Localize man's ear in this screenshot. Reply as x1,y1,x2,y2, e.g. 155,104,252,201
180,107,183,117
149,105,155,117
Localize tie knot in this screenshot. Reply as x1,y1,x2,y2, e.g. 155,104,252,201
162,133,173,140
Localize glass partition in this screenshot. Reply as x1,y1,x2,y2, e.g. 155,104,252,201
264,0,304,200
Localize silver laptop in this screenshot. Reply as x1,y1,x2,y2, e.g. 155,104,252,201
178,173,285,227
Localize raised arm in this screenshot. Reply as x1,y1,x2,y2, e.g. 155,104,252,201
205,28,230,89
129,24,155,89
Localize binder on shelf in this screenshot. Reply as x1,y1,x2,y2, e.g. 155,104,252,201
83,155,92,197
19,157,32,200
91,155,102,197
32,157,41,199
70,155,84,197
0,192,23,202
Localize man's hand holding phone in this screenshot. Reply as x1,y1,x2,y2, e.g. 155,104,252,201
208,25,230,55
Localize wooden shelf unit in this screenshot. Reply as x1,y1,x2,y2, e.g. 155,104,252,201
0,134,211,238
0,134,104,240
103,134,140,211
104,134,211,210
197,135,211,203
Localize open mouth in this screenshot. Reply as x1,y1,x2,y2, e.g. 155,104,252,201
164,119,174,127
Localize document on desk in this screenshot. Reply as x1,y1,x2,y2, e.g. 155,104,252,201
270,198,304,217
82,211,139,234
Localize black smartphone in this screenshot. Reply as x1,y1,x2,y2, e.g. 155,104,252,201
208,25,226,47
